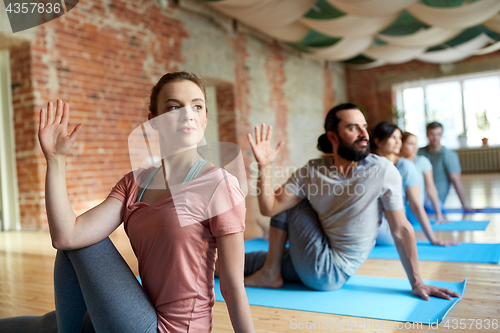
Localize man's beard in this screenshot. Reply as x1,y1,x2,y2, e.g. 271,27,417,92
337,135,370,162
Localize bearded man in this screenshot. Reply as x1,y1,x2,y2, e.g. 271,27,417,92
243,103,459,301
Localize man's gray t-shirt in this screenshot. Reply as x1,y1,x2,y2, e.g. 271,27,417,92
417,146,461,203
284,154,403,276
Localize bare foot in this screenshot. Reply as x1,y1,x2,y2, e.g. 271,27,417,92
256,217,270,241
244,268,283,289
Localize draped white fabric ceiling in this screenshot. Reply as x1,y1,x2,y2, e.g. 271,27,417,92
201,0,500,67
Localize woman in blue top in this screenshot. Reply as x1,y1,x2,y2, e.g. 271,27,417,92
400,131,448,224
370,122,456,246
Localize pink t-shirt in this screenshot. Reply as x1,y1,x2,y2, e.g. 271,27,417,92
108,167,246,333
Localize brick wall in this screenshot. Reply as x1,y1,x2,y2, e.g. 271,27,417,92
7,0,342,235
345,50,500,129
10,42,43,229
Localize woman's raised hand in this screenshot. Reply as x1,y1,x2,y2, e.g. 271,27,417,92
38,100,83,161
247,123,285,167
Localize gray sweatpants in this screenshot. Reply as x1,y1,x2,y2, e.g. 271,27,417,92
244,199,350,291
0,237,158,333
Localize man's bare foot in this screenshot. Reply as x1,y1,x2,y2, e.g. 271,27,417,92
244,268,283,288
256,217,270,241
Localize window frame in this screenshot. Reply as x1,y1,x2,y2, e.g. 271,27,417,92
393,70,500,141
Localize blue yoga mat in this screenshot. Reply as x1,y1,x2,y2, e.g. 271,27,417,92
245,238,276,252
426,207,500,214
369,241,500,263
214,277,465,324
412,220,489,231
246,238,500,263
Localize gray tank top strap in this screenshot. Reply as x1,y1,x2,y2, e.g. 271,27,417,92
136,167,162,203
136,157,208,203
181,157,208,186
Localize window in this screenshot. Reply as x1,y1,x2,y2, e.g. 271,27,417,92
394,71,500,149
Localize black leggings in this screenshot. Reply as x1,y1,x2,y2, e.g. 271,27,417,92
0,237,158,333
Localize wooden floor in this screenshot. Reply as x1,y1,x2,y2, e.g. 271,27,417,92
1,173,499,332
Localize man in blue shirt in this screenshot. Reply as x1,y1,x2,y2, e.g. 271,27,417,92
418,122,473,211
242,104,460,301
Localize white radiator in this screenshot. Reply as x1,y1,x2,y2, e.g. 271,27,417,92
456,146,500,173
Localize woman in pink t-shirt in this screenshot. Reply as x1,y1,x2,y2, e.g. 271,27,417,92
0,72,254,333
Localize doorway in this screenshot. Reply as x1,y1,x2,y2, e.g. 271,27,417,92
0,49,20,231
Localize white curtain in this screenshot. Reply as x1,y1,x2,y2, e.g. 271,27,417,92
364,44,425,63
327,0,417,17
417,33,493,63
378,27,462,48
300,13,398,38
310,36,373,61
347,59,387,69
473,40,500,55
265,23,310,42
210,0,315,29
408,0,500,29
484,14,500,34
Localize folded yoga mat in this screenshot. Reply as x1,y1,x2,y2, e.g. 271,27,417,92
369,241,500,263
412,220,490,231
214,277,466,324
426,207,500,214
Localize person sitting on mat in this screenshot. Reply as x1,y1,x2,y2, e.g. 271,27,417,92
0,72,255,333
400,131,449,224
370,122,457,246
243,103,460,301
418,122,474,212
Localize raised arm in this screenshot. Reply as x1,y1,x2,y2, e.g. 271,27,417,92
216,232,255,332
384,209,461,301
406,185,457,246
39,100,123,250
247,123,302,216
422,170,447,224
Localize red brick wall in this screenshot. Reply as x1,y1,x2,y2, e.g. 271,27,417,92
11,1,189,229
345,50,500,128
231,34,252,173
10,42,43,229
265,43,289,169
229,34,261,238
216,84,237,145
323,64,335,116
346,65,404,127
